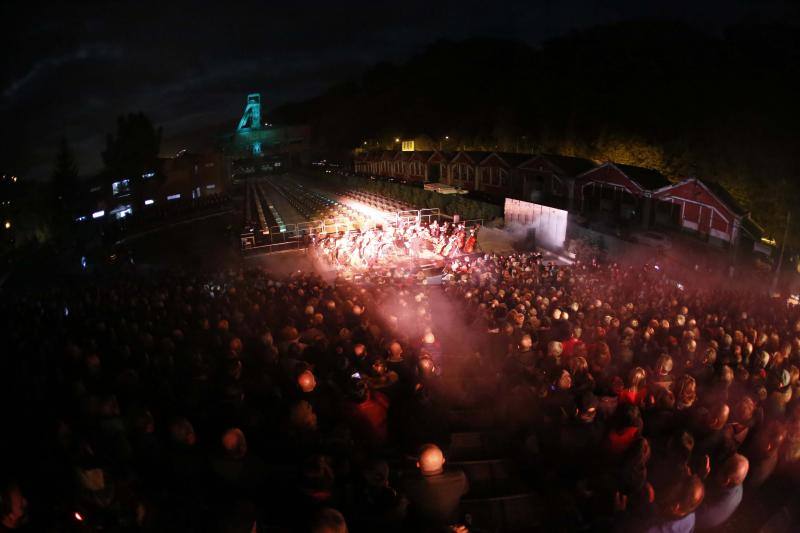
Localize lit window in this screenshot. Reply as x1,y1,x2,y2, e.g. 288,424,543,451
144,199,154,206
111,205,133,219
75,215,87,222
206,184,216,189
112,179,131,197
142,171,156,179
167,193,181,201
92,210,105,219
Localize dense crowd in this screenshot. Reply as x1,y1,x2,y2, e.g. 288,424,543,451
312,220,478,271
2,246,800,532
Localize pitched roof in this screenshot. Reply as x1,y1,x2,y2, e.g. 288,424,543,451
411,150,434,161
427,150,455,163
482,152,530,167
451,151,491,165
700,179,747,216
538,154,597,176
613,163,671,191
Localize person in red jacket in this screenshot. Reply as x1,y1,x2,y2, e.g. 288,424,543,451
606,404,643,457
344,380,390,449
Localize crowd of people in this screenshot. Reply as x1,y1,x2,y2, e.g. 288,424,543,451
311,219,478,271
2,244,800,532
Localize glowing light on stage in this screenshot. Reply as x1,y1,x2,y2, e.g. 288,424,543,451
341,199,394,224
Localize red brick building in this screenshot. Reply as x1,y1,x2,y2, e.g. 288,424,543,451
653,178,755,246
577,162,671,227
477,152,528,195
445,151,490,190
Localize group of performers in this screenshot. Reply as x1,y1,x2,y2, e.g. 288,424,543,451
311,219,478,271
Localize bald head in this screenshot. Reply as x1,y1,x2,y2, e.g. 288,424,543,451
221,428,247,459
720,454,749,487
662,474,705,518
418,443,445,476
298,369,317,393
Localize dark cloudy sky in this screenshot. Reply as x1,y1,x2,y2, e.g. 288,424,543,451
0,0,795,180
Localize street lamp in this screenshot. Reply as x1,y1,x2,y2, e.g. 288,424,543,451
4,221,10,230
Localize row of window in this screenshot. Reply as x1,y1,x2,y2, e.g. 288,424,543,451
77,185,219,222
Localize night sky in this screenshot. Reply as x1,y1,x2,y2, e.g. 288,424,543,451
1,0,794,180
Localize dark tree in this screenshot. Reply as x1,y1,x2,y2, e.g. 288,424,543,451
102,112,163,210
52,136,79,216
102,112,162,180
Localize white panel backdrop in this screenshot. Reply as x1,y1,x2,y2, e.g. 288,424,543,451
504,198,568,249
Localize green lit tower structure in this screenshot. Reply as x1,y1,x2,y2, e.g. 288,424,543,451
221,93,311,172
232,93,268,156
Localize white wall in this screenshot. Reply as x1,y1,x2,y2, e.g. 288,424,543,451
504,198,568,249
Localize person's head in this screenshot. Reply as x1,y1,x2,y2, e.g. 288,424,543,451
734,396,756,424
548,341,563,361
417,443,446,476
706,403,730,431
0,482,27,529
422,331,436,344
519,334,533,350
627,367,647,389
557,370,573,391
676,375,697,408
388,341,403,359
372,358,388,376
568,356,589,376
659,473,704,519
702,347,716,365
221,428,247,460
310,507,348,533
298,369,317,393
169,417,196,446
718,453,749,488
229,337,243,356
415,353,435,376
656,354,673,376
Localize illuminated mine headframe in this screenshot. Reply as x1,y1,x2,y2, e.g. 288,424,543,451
237,93,263,156
238,93,262,131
